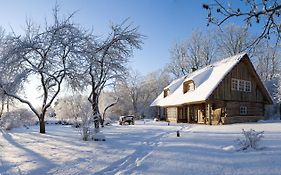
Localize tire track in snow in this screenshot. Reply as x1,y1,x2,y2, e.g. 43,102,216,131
95,125,192,175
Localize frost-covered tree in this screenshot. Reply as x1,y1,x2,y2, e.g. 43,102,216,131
54,95,90,123
166,42,190,78
112,69,170,118
0,8,89,133
188,30,217,69
167,30,217,78
54,95,93,140
73,20,143,129
256,42,281,81
203,0,281,46
0,27,13,119
215,25,254,57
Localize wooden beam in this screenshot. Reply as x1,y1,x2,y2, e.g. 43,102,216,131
187,105,190,123
207,103,212,125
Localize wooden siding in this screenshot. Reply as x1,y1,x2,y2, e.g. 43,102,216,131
166,107,177,122
225,101,264,117
222,116,264,124
209,59,264,103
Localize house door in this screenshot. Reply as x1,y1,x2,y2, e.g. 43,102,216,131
190,105,204,123
197,105,205,123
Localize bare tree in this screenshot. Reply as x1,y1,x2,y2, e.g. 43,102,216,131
167,30,217,78
256,42,281,81
112,69,171,118
0,8,89,133
166,42,190,78
188,30,217,69
75,20,143,129
215,25,254,57
203,0,281,45
99,94,118,127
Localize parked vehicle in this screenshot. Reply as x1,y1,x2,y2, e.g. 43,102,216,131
119,115,135,125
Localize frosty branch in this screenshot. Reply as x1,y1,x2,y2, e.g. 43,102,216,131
203,0,281,45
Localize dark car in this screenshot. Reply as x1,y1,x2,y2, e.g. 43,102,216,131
119,115,135,125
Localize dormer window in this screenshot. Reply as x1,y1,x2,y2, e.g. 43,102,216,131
183,80,195,94
164,89,170,98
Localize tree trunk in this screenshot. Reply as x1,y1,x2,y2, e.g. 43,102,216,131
0,97,5,119
100,117,105,128
6,98,10,113
91,92,100,129
279,103,281,120
39,115,46,134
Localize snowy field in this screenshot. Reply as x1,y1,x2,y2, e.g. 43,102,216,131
1,120,281,175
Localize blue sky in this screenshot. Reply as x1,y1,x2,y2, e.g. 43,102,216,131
0,0,213,74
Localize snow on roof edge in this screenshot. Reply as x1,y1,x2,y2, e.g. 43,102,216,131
150,52,247,107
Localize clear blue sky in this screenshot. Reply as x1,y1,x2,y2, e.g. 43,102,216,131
0,0,215,74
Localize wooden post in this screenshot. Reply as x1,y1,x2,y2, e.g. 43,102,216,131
187,105,190,123
204,104,207,124
157,106,160,119
207,103,212,125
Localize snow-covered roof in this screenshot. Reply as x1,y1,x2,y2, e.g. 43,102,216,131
150,52,247,107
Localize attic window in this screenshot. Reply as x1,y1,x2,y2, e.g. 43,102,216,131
183,80,195,94
231,78,251,92
164,89,170,98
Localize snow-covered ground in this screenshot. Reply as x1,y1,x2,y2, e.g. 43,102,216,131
1,120,281,175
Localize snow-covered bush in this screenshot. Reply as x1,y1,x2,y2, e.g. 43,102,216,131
54,95,101,141
54,95,91,124
237,129,264,151
0,109,37,130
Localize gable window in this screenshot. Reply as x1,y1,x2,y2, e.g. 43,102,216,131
183,80,195,94
231,78,251,92
232,78,238,90
245,81,251,92
239,80,245,91
164,89,170,98
240,106,247,115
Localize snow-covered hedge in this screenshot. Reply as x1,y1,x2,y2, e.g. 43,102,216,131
0,109,37,130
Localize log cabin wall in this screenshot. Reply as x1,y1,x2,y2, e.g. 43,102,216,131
209,59,265,103
226,101,264,117
208,58,267,124
166,107,178,122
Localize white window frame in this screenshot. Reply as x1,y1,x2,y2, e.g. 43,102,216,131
231,78,238,91
240,106,247,115
232,78,251,92
245,81,251,92
238,80,245,91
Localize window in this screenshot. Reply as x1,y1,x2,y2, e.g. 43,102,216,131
240,106,247,115
231,78,251,92
245,81,251,92
232,79,238,90
164,89,170,98
239,80,245,91
183,81,195,93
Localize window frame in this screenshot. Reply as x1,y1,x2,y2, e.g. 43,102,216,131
245,81,251,92
231,78,238,91
164,89,170,98
240,106,247,115
231,78,251,92
238,80,245,91
183,80,195,94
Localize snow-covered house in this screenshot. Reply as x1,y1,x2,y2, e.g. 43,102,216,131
151,53,272,124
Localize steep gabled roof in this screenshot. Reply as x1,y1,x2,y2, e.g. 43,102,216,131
151,52,268,107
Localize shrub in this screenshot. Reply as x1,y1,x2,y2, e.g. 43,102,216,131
0,109,37,130
237,129,264,151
